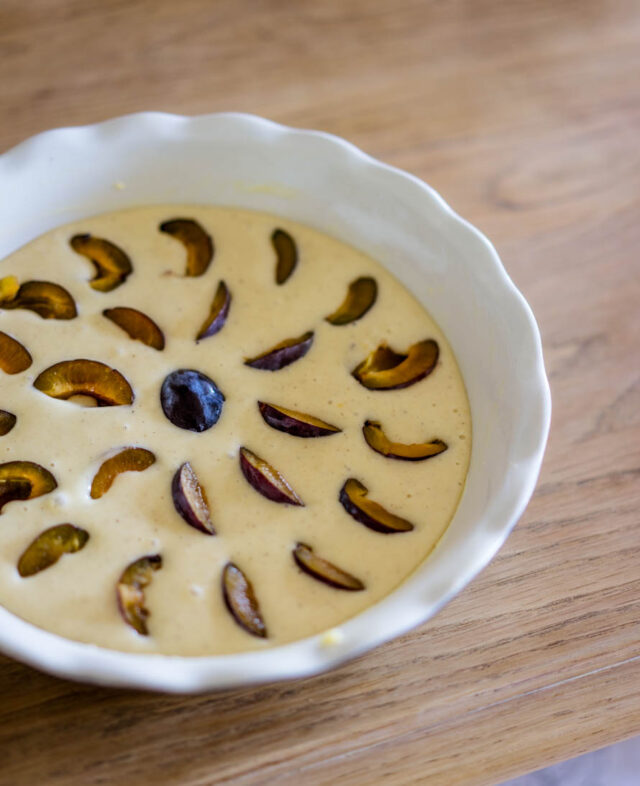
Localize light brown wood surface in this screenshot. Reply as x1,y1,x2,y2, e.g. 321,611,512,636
1,1,639,784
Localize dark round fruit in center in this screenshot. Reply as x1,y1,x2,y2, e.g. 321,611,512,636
160,369,225,432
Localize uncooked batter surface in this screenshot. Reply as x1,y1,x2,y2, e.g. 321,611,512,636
0,206,470,655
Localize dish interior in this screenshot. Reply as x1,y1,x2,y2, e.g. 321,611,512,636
0,205,470,656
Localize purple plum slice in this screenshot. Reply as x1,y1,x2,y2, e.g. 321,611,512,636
196,280,231,341
171,462,215,535
222,562,267,638
293,543,365,591
244,331,314,371
272,228,298,284
339,478,414,533
239,447,304,506
257,401,341,438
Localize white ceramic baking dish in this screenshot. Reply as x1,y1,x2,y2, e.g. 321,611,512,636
0,113,550,692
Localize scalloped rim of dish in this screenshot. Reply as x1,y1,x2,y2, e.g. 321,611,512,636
0,113,550,692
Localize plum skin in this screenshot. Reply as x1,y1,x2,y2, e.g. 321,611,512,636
171,462,215,535
244,331,314,371
339,478,414,533
239,447,304,506
222,562,267,638
160,369,225,432
257,401,341,438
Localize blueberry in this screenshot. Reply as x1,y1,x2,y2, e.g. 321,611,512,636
160,370,224,432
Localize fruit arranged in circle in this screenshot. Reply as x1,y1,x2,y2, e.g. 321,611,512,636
222,562,267,638
362,420,448,461
196,280,231,341
116,554,163,636
171,462,215,535
159,218,213,277
352,339,439,390
18,524,89,578
325,276,377,325
258,401,341,438
0,461,57,514
160,369,225,432
244,330,314,371
103,307,165,350
90,447,156,500
70,234,133,292
33,359,134,406
0,279,77,320
339,478,414,533
0,207,471,653
272,228,297,285
0,410,16,436
0,331,32,374
239,447,304,506
293,543,365,591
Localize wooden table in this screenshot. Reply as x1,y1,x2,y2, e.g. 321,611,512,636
1,1,639,783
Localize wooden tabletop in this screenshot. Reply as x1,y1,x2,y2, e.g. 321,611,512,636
1,1,639,783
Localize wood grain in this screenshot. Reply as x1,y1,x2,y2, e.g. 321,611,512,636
1,0,639,783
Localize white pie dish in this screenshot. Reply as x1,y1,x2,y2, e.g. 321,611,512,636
0,113,550,692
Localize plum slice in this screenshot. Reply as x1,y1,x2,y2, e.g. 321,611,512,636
325,277,377,325
196,280,231,341
0,331,32,374
0,279,77,320
244,331,314,371
103,307,165,350
0,410,16,436
33,359,134,406
0,479,30,511
222,562,267,638
272,228,298,285
239,447,304,506
116,554,162,636
18,524,89,578
363,420,448,461
70,234,133,292
352,339,439,390
160,369,224,432
293,543,365,591
355,344,405,376
159,218,213,277
0,275,19,301
339,478,414,534
258,401,341,438
171,462,215,535
90,447,156,499
0,461,57,514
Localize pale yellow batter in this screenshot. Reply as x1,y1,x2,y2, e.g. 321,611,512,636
0,206,470,656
